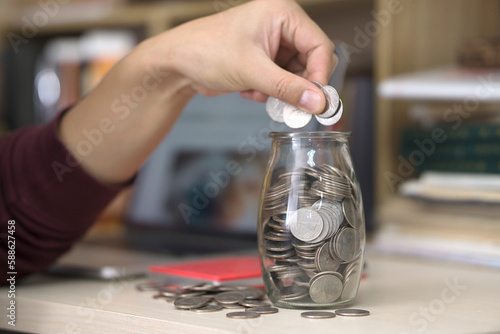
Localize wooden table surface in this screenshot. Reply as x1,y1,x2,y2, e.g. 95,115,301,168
1,245,499,334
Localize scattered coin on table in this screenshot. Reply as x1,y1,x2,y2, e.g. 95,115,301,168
227,311,261,319
245,307,279,314
136,281,370,319
191,304,224,313
335,308,370,317
301,311,336,319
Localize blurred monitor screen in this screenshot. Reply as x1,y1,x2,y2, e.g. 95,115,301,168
125,93,318,253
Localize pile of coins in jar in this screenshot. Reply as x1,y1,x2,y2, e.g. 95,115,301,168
136,281,370,319
260,164,364,306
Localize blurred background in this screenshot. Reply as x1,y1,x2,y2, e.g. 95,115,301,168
1,0,499,265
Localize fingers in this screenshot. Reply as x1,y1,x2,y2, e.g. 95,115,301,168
247,58,326,114
304,43,337,85
256,1,335,113
281,2,337,85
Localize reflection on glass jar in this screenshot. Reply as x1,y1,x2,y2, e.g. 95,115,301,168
258,131,365,309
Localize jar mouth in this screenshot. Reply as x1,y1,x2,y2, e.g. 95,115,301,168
269,131,351,139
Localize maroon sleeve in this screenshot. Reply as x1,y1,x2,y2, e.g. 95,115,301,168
0,112,129,281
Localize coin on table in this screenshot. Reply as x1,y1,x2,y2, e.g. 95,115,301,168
239,300,272,308
174,291,207,298
301,311,336,319
283,104,313,129
309,273,343,303
227,311,261,319
289,208,324,242
174,296,212,310
222,303,246,309
246,307,279,314
266,96,287,122
214,291,246,305
335,308,370,317
191,304,224,313
239,288,265,300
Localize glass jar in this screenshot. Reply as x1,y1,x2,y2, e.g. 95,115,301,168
258,131,365,309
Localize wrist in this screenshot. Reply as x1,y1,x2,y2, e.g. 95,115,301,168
129,36,197,104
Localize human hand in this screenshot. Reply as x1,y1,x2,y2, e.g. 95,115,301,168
148,0,336,114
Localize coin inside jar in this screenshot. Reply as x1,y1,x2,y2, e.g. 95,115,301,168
309,272,343,303
315,243,341,272
259,160,364,308
289,208,324,242
333,227,361,262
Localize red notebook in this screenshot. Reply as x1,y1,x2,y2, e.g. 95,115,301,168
149,256,263,286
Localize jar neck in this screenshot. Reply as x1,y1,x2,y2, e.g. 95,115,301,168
270,131,351,144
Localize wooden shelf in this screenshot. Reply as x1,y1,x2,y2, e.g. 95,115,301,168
374,0,500,205
7,0,346,37
378,66,500,102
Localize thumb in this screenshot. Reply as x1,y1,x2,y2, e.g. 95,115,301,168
251,63,326,114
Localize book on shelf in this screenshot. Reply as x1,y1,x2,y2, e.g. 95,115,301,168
400,122,500,175
378,66,500,101
373,172,500,268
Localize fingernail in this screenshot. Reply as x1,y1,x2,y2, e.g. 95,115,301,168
300,90,322,114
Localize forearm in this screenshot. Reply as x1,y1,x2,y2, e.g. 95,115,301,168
59,36,196,185
59,0,335,185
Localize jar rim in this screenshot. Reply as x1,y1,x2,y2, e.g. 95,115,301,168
269,131,351,139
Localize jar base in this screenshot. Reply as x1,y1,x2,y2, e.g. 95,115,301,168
269,297,355,310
